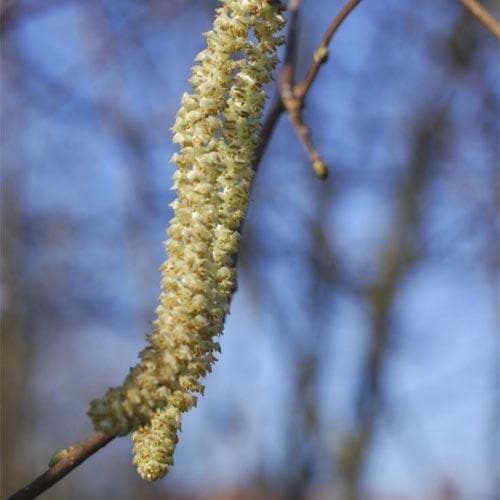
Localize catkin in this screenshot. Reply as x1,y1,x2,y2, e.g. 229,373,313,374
88,0,285,480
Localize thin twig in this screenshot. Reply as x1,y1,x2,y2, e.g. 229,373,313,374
254,0,301,172
253,97,284,172
461,0,500,38
279,0,361,179
7,433,113,500
278,0,328,178
287,112,328,179
280,0,302,101
295,0,362,99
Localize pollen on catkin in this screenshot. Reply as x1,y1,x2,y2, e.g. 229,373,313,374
87,0,285,481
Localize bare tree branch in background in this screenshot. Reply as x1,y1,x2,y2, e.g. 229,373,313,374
286,183,340,500
0,0,68,35
460,0,500,38
336,105,449,500
1,174,30,498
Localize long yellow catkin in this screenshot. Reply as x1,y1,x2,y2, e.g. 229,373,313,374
88,0,285,481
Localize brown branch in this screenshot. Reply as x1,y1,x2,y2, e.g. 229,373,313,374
278,0,361,179
280,0,302,100
278,0,328,178
254,0,303,172
295,0,362,100
460,0,500,38
7,432,113,500
6,1,361,498
287,111,328,179
253,97,284,172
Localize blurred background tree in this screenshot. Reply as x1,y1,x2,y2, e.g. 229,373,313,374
1,1,499,499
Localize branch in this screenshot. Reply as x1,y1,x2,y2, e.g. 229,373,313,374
278,0,328,178
460,0,500,38
6,1,362,498
281,0,302,88
7,433,113,500
287,111,328,179
295,0,362,99
278,0,361,179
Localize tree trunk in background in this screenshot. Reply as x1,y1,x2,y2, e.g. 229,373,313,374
1,175,31,497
